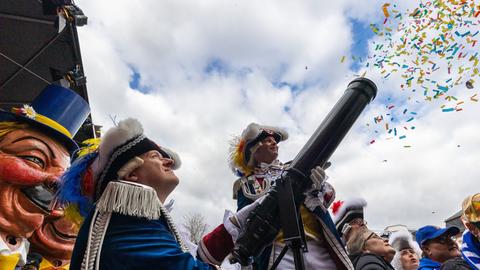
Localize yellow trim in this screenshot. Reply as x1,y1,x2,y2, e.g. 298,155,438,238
11,106,72,138
0,254,20,270
34,113,72,138
275,206,324,243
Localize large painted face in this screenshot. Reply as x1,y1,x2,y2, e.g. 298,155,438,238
0,128,69,238
29,215,78,265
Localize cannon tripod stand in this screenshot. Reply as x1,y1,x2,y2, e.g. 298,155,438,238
269,169,308,270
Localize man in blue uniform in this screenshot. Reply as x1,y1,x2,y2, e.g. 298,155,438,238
59,118,252,270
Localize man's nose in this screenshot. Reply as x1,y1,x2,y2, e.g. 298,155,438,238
162,158,174,168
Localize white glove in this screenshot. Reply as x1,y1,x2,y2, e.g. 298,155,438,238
310,166,326,189
223,198,262,242
303,166,336,212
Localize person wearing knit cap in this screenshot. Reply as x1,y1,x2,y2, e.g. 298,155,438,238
460,193,480,269
388,229,421,270
229,122,352,270
331,198,368,245
58,118,258,270
347,226,396,270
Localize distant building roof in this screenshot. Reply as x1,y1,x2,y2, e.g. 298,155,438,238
445,210,462,223
384,224,409,232
445,210,464,234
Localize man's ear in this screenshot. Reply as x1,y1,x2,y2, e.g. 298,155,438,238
421,245,430,257
124,169,139,182
118,157,144,181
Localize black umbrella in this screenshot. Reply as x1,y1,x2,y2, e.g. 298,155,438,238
0,0,95,141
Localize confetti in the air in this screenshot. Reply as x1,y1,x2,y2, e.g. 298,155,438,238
346,1,480,146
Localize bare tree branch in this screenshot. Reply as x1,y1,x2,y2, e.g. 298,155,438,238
183,212,208,244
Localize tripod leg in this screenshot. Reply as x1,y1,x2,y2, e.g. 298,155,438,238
269,246,289,270
292,242,306,270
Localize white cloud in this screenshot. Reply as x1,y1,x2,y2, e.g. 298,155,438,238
76,0,480,233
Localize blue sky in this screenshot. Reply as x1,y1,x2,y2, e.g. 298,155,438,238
349,18,375,71
129,65,151,94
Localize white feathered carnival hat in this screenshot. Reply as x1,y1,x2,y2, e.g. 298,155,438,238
331,197,367,237
92,118,181,199
228,122,288,175
389,229,422,270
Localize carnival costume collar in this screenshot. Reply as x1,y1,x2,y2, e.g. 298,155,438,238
96,180,162,219
254,159,284,173
240,160,285,200
81,180,188,270
95,180,186,250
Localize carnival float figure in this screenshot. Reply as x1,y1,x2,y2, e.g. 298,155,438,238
0,84,89,269
28,210,81,269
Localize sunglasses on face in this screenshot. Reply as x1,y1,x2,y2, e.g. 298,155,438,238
366,232,384,241
428,235,455,245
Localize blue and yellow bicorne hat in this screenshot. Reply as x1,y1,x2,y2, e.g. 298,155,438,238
0,84,90,154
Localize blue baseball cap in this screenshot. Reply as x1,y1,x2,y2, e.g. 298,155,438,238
415,225,460,246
